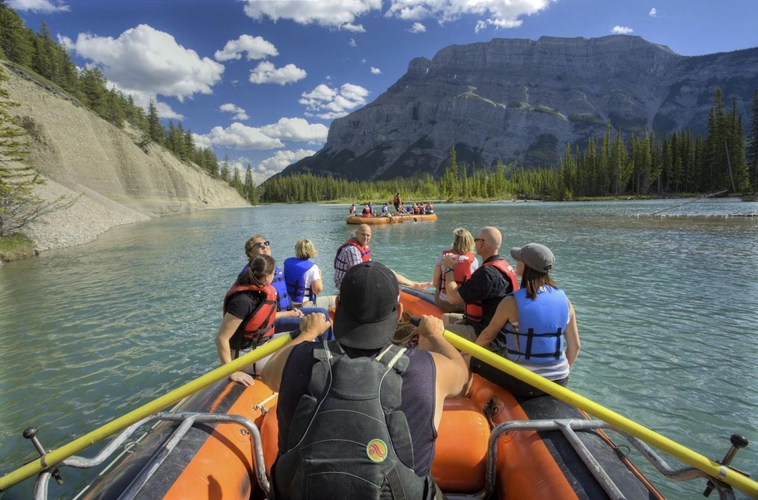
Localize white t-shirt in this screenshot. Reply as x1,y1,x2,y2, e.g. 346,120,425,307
292,263,322,305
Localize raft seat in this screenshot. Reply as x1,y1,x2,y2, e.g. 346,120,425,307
432,396,488,493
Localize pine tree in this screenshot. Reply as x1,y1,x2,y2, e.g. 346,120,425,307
243,164,256,204
745,89,758,191
147,100,163,145
0,4,34,66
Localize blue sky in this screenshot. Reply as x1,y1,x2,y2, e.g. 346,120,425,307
9,0,758,184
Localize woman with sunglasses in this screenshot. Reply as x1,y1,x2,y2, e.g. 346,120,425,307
242,235,333,339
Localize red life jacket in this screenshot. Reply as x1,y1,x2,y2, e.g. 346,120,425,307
334,239,371,267
464,258,519,324
438,250,476,292
222,283,278,353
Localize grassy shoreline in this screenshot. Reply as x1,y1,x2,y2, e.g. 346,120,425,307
0,233,36,263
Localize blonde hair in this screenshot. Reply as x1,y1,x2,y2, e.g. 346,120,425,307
295,238,318,259
451,228,475,254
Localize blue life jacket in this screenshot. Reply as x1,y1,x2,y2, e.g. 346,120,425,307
501,286,569,363
283,257,317,303
271,266,290,311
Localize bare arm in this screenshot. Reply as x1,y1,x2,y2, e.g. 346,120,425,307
416,315,469,427
563,300,580,366
432,263,442,289
215,313,256,386
476,296,517,347
311,278,324,296
441,261,463,304
261,313,330,392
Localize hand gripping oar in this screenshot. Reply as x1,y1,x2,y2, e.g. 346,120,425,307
0,331,298,492
408,316,758,497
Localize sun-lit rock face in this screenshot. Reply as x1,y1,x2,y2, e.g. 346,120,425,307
283,35,758,180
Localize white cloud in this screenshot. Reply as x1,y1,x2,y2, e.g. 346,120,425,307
649,8,657,17
370,67,382,75
214,35,278,61
260,117,329,144
299,83,370,119
387,0,556,31
242,0,378,31
348,38,357,47
194,118,327,151
249,61,307,85
155,101,184,120
219,103,249,121
255,149,317,183
611,25,634,34
409,22,426,33
199,123,284,150
59,24,224,103
8,0,68,13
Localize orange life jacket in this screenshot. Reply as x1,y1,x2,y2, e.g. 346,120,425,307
222,283,277,353
464,258,519,324
438,250,476,292
334,239,371,267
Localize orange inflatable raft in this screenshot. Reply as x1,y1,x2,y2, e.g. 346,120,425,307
78,290,663,500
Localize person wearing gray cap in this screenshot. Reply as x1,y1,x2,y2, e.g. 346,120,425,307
261,261,468,499
472,243,581,398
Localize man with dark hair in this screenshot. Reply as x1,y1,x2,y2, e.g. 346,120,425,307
262,261,468,499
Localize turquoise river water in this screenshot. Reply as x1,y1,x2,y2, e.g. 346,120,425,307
1,199,757,499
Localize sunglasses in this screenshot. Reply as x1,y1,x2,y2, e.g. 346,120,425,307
253,241,271,249
474,238,484,243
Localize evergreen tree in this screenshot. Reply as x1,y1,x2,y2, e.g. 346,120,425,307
0,4,34,66
147,100,163,145
78,67,108,119
243,164,256,204
748,88,758,191
220,155,231,182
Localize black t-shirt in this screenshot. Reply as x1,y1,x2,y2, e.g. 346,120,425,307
225,291,261,320
457,256,515,333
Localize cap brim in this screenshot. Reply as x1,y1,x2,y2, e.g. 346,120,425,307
510,247,523,262
334,306,398,350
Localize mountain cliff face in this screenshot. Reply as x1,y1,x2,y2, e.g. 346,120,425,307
2,62,247,253
283,35,758,181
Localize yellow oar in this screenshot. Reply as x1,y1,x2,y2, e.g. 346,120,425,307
0,333,295,492
442,329,758,497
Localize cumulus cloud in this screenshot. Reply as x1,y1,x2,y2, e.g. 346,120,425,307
299,83,370,120
254,149,318,183
242,0,378,31
105,83,183,120
611,25,634,34
219,103,249,121
387,0,556,31
260,117,329,144
348,38,357,47
649,8,657,17
60,24,223,103
370,67,382,75
249,61,307,85
194,118,327,151
8,0,68,13
409,22,426,33
214,34,278,61
199,123,284,150
242,0,555,32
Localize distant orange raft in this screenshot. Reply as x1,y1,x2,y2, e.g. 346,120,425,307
346,212,437,224
75,289,666,500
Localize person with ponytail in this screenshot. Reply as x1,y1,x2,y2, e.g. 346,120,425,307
216,254,280,386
